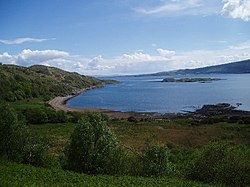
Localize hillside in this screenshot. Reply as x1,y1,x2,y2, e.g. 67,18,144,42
0,64,106,102
142,59,250,76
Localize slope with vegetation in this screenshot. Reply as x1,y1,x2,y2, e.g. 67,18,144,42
0,64,108,102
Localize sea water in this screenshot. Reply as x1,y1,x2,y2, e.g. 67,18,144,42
67,74,250,113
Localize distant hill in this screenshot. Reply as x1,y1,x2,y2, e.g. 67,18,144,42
141,59,250,76
0,64,107,102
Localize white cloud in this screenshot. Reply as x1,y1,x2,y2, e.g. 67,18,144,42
16,49,69,66
87,55,104,70
221,0,250,21
0,52,16,64
0,37,54,44
121,52,159,62
157,48,176,56
134,0,221,17
0,42,250,75
136,0,200,14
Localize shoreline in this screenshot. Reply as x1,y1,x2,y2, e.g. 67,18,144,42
48,86,156,119
48,86,250,120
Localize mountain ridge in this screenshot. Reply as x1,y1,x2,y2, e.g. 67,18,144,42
138,59,250,76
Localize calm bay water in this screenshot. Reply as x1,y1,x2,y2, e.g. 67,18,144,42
67,74,250,113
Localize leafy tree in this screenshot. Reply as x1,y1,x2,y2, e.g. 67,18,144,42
63,113,119,174
187,141,250,186
0,104,28,162
142,144,175,177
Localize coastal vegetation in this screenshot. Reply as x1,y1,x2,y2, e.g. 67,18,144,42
0,64,250,186
1,101,250,186
0,64,110,102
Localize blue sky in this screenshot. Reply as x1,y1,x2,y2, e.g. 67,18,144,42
0,0,250,75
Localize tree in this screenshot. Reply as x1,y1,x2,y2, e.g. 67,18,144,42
63,113,119,174
0,104,28,162
142,144,175,177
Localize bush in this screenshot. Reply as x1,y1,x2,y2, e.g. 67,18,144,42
127,116,137,123
187,141,250,186
142,144,175,177
45,108,67,123
23,136,51,168
63,113,121,174
0,104,28,162
67,111,84,123
55,110,67,123
24,108,48,124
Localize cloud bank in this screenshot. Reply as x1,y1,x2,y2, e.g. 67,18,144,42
0,37,54,44
1,42,250,75
221,0,250,21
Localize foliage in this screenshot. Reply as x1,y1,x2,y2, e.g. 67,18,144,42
0,64,103,101
67,111,85,123
23,136,52,168
186,141,250,187
23,107,68,124
0,105,52,167
0,157,213,187
24,108,49,124
127,116,137,123
63,113,121,174
142,144,175,177
0,104,28,162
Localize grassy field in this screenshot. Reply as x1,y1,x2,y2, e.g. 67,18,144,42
0,157,214,187
29,119,250,155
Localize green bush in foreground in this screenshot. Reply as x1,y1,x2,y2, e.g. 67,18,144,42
142,144,175,177
63,113,122,175
0,104,28,162
187,141,250,187
0,104,51,167
23,136,51,168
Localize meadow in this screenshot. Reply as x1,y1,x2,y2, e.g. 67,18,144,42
1,98,250,187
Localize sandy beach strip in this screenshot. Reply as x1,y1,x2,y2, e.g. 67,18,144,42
48,95,154,119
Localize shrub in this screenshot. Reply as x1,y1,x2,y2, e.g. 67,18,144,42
24,108,48,124
55,110,67,123
187,141,250,186
67,111,84,123
0,104,28,162
127,116,137,123
23,136,51,168
142,144,175,177
63,113,121,174
45,108,67,123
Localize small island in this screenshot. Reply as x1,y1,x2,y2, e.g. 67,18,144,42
161,77,223,83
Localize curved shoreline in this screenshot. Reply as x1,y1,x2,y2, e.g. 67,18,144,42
48,94,155,119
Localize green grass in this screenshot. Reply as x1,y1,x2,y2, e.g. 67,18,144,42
7,98,47,110
29,123,76,154
0,157,214,187
28,120,250,154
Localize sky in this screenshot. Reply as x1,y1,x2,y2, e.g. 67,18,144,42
0,0,250,75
